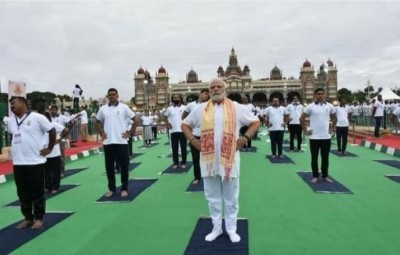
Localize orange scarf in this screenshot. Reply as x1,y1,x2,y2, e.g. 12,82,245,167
201,99,236,179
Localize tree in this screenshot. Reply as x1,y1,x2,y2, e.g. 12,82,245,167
337,88,353,103
364,85,374,93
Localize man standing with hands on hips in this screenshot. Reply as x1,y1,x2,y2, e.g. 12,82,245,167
300,88,337,183
182,78,260,243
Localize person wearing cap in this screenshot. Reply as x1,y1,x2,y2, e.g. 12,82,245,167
300,88,337,183
8,96,56,229
181,88,210,184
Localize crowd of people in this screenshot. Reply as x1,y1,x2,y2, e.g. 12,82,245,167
2,80,400,246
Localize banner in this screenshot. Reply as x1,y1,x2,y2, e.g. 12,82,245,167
8,80,27,116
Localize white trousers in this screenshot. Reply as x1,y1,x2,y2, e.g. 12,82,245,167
203,176,239,234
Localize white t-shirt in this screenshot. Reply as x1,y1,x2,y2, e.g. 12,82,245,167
46,122,66,158
96,102,135,145
73,88,82,99
141,116,153,126
335,106,350,127
393,107,400,121
151,115,159,126
3,116,9,131
164,105,186,133
374,101,384,117
80,110,88,124
350,105,360,116
264,106,289,131
286,103,304,125
303,102,336,139
184,101,203,136
243,103,256,114
8,112,54,165
182,101,259,178
51,114,70,126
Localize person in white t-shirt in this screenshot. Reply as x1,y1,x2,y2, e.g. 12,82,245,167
182,88,210,184
151,111,159,140
8,96,56,230
300,88,337,183
78,105,88,142
182,78,260,243
164,94,187,169
140,110,154,147
286,95,304,152
43,112,68,193
72,84,83,109
240,96,257,150
335,98,351,155
263,97,289,157
95,88,137,198
373,95,384,138
2,114,11,146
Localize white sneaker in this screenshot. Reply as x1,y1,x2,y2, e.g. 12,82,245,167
228,232,241,243
205,230,223,242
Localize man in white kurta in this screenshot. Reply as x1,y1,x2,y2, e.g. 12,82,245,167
182,78,260,243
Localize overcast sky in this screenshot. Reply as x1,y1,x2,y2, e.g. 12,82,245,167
1,0,399,101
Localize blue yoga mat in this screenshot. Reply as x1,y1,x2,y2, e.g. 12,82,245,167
330,150,358,157
0,212,74,255
138,142,159,148
184,217,249,255
240,146,257,153
297,172,353,194
186,179,204,192
63,167,88,178
162,162,193,174
266,155,294,164
373,160,400,170
5,184,80,207
385,175,400,183
131,153,144,159
96,178,157,203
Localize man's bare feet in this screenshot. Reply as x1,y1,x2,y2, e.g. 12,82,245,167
121,191,128,197
181,164,186,169
172,165,178,169
323,177,333,183
311,177,318,183
105,191,114,197
192,179,200,185
51,190,58,194
16,220,33,229
31,219,44,229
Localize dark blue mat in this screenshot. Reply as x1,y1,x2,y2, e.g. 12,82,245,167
162,162,193,174
186,179,204,192
138,142,159,148
112,162,142,175
131,153,144,159
0,212,74,255
373,160,400,169
297,172,353,194
96,179,157,203
63,167,88,178
385,175,400,183
266,155,294,164
5,184,80,207
240,147,257,153
157,154,172,158
164,141,170,145
330,150,358,157
283,147,304,152
184,218,249,255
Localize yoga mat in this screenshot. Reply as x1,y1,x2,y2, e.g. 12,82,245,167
111,162,142,175
184,217,249,255
266,155,294,164
240,146,257,153
138,142,159,148
0,212,74,255
157,154,172,158
5,184,80,207
131,153,144,159
297,172,353,194
373,160,400,170
62,167,88,178
162,162,193,174
96,178,158,203
186,179,204,192
164,141,170,145
330,150,358,157
385,175,400,184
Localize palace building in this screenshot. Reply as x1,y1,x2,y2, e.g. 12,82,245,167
133,48,338,110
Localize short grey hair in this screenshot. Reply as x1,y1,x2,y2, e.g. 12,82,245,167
209,78,227,88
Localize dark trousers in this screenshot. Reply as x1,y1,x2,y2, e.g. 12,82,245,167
60,140,66,174
309,139,331,178
189,136,201,180
288,124,302,150
240,126,252,148
14,164,46,221
73,97,79,108
336,126,349,152
45,156,61,191
128,137,133,157
104,144,129,192
374,116,382,137
152,126,158,139
170,132,187,165
269,130,284,156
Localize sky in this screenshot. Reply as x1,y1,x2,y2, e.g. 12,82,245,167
0,0,399,101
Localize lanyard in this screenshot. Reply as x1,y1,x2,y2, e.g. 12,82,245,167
15,111,31,130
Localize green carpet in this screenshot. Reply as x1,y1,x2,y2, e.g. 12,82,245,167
1,131,399,255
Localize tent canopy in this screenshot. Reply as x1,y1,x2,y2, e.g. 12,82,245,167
374,87,400,101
